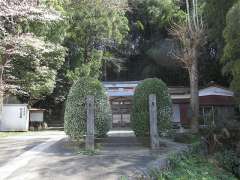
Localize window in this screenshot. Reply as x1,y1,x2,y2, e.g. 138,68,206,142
122,114,130,123
112,114,121,124
199,106,216,127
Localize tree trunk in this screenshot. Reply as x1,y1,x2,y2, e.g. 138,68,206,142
189,54,199,133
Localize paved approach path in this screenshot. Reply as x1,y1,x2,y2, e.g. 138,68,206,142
0,131,66,180
0,130,187,180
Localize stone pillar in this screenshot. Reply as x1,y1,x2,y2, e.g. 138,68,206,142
86,95,95,151
149,94,160,150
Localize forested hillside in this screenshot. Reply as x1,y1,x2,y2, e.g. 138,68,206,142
1,0,239,124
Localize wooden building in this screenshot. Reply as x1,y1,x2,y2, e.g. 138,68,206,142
103,81,138,128
173,86,235,128
103,81,235,128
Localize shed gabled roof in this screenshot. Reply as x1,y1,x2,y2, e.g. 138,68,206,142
199,86,234,97
103,81,190,97
103,81,140,88
103,81,139,97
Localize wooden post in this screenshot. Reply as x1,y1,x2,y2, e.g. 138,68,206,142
149,94,160,150
86,95,95,151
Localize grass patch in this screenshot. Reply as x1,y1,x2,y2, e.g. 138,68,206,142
174,133,201,144
155,154,237,180
77,149,99,156
76,142,102,156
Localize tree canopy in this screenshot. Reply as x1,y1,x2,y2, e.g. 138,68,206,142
222,1,240,94
0,0,66,103
66,0,129,80
1,0,240,124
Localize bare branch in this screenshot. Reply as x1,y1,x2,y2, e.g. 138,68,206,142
185,0,192,32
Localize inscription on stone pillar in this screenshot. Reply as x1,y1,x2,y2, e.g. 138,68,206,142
149,94,160,150
86,95,95,150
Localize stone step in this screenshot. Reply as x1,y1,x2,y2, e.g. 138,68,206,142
107,129,135,137
103,137,138,142
101,143,143,147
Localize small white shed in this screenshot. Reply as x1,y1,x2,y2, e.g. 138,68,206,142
0,104,29,131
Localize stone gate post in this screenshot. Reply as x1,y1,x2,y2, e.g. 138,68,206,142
149,94,160,150
86,95,95,151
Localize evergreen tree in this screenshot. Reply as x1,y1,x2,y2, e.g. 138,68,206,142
222,1,240,96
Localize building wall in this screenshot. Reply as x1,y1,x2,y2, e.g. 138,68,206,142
199,95,235,106
177,103,235,127
214,106,235,127
0,104,29,131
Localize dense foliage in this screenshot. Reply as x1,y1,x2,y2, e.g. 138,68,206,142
203,0,237,54
131,78,172,137
215,150,240,178
222,1,240,94
0,0,67,104
1,0,239,137
64,77,111,140
38,0,240,126
4,35,66,102
66,0,129,80
1,3,239,178
124,0,187,84
41,0,129,101
198,0,237,87
157,154,237,179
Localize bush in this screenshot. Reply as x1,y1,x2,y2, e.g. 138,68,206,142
174,133,200,144
64,77,111,140
215,150,240,178
156,154,237,180
131,78,172,137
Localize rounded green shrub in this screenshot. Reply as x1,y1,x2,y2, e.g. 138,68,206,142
131,78,172,137
64,77,111,140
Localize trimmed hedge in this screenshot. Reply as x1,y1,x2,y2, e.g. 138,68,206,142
131,78,172,137
64,77,111,140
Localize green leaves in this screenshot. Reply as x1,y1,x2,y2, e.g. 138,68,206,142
67,0,129,63
214,150,240,177
203,0,236,47
64,77,111,140
0,0,68,104
222,1,240,94
158,154,238,180
130,0,185,33
4,34,66,101
131,78,172,137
